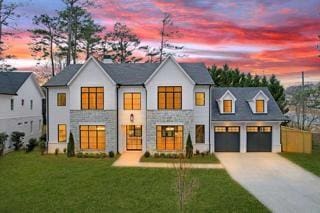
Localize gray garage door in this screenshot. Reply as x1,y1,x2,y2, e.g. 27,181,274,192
247,126,272,152
214,126,240,152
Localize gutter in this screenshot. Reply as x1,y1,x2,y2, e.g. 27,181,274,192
209,85,212,153
143,84,147,152
46,87,49,152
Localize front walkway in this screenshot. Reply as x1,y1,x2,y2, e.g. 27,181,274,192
112,152,223,169
216,153,320,213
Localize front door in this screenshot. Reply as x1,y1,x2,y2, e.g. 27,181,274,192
126,125,142,151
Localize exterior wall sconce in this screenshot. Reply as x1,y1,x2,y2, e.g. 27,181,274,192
130,113,134,123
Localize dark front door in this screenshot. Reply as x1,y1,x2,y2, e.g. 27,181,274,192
214,126,240,152
247,126,272,152
126,125,142,151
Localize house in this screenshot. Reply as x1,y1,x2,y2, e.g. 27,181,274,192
0,72,44,152
44,56,286,154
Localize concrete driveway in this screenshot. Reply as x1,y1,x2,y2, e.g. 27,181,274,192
216,153,320,213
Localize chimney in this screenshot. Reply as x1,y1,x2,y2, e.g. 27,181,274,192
103,55,113,64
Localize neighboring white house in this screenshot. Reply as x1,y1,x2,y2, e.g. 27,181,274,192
44,56,286,154
0,72,44,152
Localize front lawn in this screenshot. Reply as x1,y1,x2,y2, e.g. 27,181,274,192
0,151,268,212
141,154,220,164
280,147,320,177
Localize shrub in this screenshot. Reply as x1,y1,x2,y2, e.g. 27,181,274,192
39,134,46,142
154,153,160,158
26,138,38,153
109,151,115,158
185,133,193,159
39,140,46,155
89,153,95,158
11,131,25,151
84,153,89,158
67,132,75,157
160,153,165,158
100,153,107,158
76,152,83,158
63,148,67,154
195,150,200,155
0,132,8,156
54,148,59,155
144,151,150,158
172,153,178,159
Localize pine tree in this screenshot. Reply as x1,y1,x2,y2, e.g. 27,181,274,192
185,133,193,159
67,132,75,157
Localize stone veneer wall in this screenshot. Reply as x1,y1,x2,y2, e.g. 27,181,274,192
146,110,194,153
70,110,117,153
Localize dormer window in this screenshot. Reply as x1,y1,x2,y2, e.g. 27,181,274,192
256,100,265,113
223,100,233,113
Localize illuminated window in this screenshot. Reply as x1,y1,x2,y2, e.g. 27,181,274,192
196,125,205,143
256,100,265,113
215,127,226,132
156,125,183,151
260,126,272,132
57,93,66,106
228,127,240,132
124,93,141,110
247,127,258,132
195,92,205,106
81,87,104,110
158,86,182,110
223,100,232,113
58,124,67,142
80,125,105,150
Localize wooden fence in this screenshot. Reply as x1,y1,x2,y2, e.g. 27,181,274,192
281,126,312,153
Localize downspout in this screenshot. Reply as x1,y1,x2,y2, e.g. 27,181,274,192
143,84,147,152
208,85,212,153
116,85,119,153
46,87,49,152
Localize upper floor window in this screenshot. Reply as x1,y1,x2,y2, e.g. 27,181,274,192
10,99,14,111
195,92,205,106
223,100,232,113
57,93,66,106
124,93,141,110
30,100,33,110
81,87,104,110
256,100,265,113
21,99,24,106
158,86,182,110
58,124,67,142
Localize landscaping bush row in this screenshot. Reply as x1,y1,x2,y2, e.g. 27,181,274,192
144,150,211,159
76,151,115,159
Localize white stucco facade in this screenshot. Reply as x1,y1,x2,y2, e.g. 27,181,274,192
0,74,44,152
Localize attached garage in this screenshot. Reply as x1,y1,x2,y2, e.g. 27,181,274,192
247,126,272,152
214,126,240,152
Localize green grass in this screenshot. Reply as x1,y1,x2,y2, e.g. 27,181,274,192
0,151,268,212
141,154,220,164
280,147,320,177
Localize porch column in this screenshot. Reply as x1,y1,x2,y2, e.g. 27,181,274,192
240,123,247,153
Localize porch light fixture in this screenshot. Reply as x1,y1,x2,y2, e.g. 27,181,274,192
130,113,134,122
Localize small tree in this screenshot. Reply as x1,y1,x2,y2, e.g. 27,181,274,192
39,140,46,155
11,131,25,151
0,132,8,156
185,133,193,159
67,132,75,157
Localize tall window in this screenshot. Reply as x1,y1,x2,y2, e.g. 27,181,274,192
30,121,33,133
195,92,205,106
124,93,141,110
30,100,33,110
256,100,265,113
81,87,104,110
196,125,205,143
80,125,105,150
223,100,232,113
21,99,24,106
126,125,142,150
156,125,183,151
58,124,67,142
158,86,182,109
10,99,14,111
57,93,66,106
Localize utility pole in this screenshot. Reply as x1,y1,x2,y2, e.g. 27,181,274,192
302,71,305,130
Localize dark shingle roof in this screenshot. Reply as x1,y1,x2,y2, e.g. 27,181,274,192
211,87,286,121
0,72,32,95
44,60,214,87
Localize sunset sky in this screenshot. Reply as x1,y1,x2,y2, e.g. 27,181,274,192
5,0,320,86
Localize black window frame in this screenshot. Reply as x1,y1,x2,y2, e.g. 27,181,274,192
157,86,182,110
123,92,141,110
57,93,66,107
195,125,205,143
81,87,104,110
